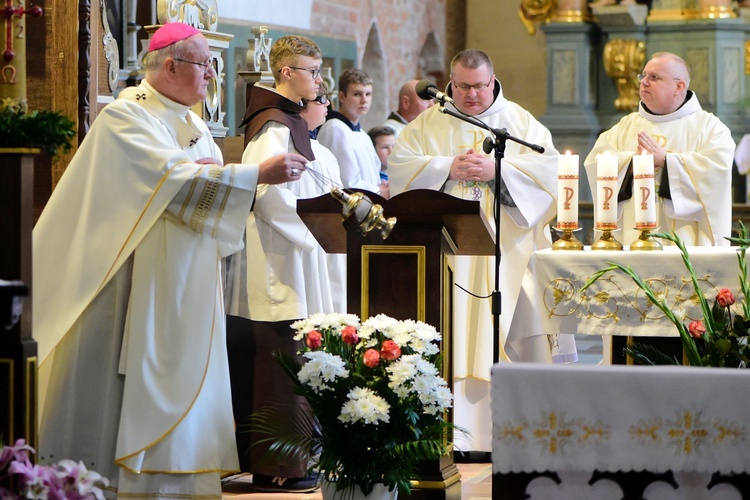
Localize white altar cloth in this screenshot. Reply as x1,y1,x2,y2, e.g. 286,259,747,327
509,246,745,343
491,363,750,475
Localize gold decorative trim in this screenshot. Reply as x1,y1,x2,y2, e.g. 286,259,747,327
746,41,750,75
519,0,556,36
361,246,425,321
688,5,736,19
25,356,37,450
442,255,454,448
603,39,646,112
552,9,593,22
410,469,462,489
189,165,222,233
0,147,40,155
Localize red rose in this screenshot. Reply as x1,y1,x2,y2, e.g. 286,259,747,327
306,330,322,350
341,325,359,345
380,340,401,361
716,288,735,307
363,348,380,368
688,320,706,339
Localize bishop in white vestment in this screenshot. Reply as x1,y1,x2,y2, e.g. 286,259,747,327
34,24,306,498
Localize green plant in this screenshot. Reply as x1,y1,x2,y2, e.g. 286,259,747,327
581,227,750,367
249,313,456,497
0,98,76,156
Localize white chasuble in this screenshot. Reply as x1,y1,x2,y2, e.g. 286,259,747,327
225,121,346,321
36,81,259,493
389,83,573,451
584,92,735,246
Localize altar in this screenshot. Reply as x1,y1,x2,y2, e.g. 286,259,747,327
491,363,750,499
509,245,746,348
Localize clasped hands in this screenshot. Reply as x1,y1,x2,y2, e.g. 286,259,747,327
448,148,495,182
637,131,667,168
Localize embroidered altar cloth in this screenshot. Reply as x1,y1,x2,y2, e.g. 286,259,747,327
509,246,744,342
491,363,750,475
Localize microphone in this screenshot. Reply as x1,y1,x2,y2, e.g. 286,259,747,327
415,79,454,105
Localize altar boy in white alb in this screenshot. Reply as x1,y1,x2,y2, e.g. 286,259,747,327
34,23,306,498
389,49,572,453
584,52,735,246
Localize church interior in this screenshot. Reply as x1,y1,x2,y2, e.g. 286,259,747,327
4,0,750,498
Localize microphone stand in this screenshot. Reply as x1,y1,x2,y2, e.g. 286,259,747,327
438,104,544,364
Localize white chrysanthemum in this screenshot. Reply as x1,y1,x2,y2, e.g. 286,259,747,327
361,314,400,340
414,357,439,377
319,312,360,333
387,355,418,385
410,322,441,354
298,351,349,394
292,313,360,340
386,321,414,347
291,313,327,339
338,387,390,425
422,385,453,414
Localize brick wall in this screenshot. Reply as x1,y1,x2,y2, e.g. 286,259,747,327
310,0,448,129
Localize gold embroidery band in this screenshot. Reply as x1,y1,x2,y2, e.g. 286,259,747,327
190,166,222,233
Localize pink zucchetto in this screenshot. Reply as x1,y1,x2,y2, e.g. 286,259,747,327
148,23,202,52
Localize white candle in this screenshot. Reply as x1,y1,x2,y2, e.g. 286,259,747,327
557,151,579,230
633,152,656,229
596,153,619,230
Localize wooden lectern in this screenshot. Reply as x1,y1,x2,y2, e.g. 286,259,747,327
0,149,38,449
298,189,495,500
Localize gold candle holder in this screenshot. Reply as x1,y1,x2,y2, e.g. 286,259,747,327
591,229,623,251
629,227,663,251
552,226,584,250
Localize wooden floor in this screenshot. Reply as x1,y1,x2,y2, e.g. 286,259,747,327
221,462,492,499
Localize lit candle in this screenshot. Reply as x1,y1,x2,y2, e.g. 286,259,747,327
557,151,579,230
633,152,656,229
596,153,619,230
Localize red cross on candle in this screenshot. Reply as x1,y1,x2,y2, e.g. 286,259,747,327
3,1,42,62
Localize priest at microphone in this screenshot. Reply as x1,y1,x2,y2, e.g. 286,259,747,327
389,49,577,455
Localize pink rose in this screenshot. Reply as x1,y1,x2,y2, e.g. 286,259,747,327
716,288,735,307
363,348,380,368
341,325,359,345
306,330,322,350
380,340,401,361
688,320,706,339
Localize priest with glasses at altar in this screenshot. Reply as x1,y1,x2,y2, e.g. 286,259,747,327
389,48,577,456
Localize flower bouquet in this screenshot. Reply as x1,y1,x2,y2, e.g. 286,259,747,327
582,228,750,367
0,439,109,499
251,313,455,498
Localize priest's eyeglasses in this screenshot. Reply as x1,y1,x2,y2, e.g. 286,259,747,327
452,76,494,92
637,73,681,83
174,57,213,72
288,66,323,80
312,94,329,105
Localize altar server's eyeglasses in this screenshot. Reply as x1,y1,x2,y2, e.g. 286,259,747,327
288,66,323,80
312,94,329,105
637,73,681,83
